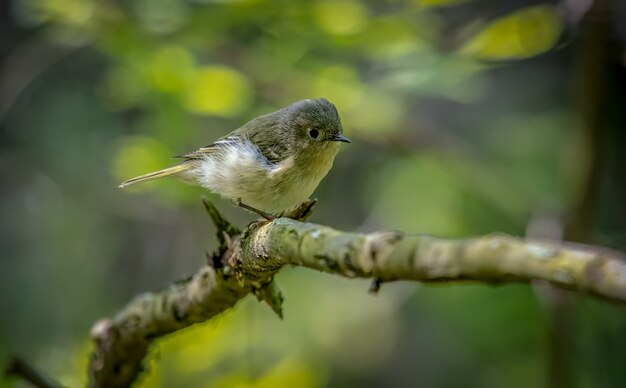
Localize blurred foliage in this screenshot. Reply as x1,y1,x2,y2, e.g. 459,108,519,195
460,6,563,60
1,0,626,387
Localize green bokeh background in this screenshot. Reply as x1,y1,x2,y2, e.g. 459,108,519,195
1,0,626,387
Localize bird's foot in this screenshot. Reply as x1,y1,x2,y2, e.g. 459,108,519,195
281,199,317,221
233,199,275,221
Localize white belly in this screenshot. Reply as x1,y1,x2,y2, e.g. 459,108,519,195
187,140,338,213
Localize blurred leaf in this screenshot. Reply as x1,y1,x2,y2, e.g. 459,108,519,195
252,359,321,388
346,91,405,135
148,45,196,94
98,21,154,62
460,6,562,60
58,342,92,387
358,16,424,59
311,65,364,110
182,66,253,117
209,358,322,388
314,0,369,36
380,52,486,102
15,0,96,27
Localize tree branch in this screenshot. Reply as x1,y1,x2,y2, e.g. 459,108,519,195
88,204,626,387
4,357,62,388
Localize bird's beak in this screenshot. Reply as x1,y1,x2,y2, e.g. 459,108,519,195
331,134,351,143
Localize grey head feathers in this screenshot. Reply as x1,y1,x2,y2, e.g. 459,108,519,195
281,98,343,140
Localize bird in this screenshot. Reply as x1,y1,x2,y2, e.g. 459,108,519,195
118,98,350,218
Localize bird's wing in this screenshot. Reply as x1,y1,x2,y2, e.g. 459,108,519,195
239,116,290,164
176,121,289,164
175,135,243,160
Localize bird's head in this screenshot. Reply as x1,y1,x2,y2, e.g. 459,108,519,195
284,98,350,155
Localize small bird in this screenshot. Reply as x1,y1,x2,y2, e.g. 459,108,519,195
119,98,350,218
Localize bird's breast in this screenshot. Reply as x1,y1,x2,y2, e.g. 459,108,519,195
190,140,340,213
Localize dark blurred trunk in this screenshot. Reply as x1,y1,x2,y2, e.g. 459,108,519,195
548,0,614,387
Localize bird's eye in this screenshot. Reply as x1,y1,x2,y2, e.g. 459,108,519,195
309,129,319,139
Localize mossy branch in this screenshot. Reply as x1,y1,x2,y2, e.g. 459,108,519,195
88,202,626,387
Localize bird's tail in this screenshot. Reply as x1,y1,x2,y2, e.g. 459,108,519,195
118,163,191,188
